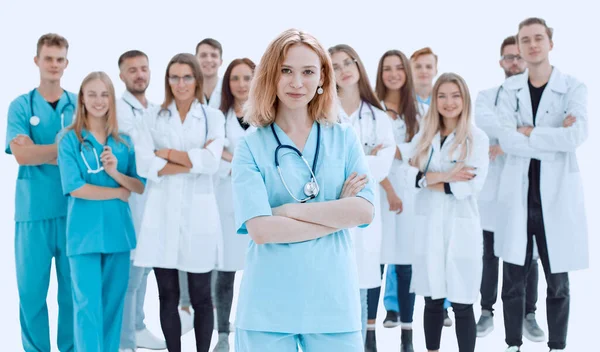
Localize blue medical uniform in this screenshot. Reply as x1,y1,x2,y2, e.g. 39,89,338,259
231,122,375,351
5,89,76,352
57,129,143,352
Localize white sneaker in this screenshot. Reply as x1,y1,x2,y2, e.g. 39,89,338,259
180,308,194,336
476,310,494,337
212,332,230,352
523,313,546,342
505,346,520,352
136,328,166,350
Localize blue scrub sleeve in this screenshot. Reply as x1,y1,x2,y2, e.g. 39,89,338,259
231,139,273,235
344,126,375,228
123,135,146,185
57,132,86,195
5,97,29,154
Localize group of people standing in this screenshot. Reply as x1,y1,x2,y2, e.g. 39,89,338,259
5,16,588,352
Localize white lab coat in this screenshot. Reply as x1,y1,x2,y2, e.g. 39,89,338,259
339,102,395,289
214,108,256,271
474,86,507,232
495,68,589,273
134,100,225,273
207,78,222,109
116,91,157,258
402,127,489,304
379,102,426,264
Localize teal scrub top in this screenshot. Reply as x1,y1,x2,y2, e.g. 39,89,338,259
57,129,143,256
417,94,431,105
4,89,76,222
232,121,375,334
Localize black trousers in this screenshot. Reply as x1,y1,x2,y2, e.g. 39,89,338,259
480,230,539,314
154,268,214,352
501,207,570,350
424,297,475,352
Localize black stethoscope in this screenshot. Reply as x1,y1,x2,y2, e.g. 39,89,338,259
422,136,470,174
123,98,144,117
357,101,377,149
271,123,321,203
158,102,209,141
29,88,75,129
494,86,520,112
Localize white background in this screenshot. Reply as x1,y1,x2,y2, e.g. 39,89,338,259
0,1,598,351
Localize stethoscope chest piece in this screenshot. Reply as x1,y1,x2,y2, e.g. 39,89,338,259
30,116,40,126
304,179,319,198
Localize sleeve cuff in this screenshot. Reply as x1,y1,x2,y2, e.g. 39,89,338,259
147,156,168,183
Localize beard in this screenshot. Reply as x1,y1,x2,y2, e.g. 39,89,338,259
127,81,148,95
505,67,524,78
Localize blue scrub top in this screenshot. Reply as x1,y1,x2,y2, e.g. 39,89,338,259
232,121,375,334
4,89,76,222
57,129,143,256
417,94,431,106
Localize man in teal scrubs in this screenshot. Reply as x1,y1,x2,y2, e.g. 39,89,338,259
5,33,76,352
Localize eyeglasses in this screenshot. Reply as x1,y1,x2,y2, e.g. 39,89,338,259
168,75,196,84
333,58,357,73
501,54,523,62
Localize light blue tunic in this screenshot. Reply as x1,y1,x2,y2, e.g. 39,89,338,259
57,129,143,256
232,121,375,333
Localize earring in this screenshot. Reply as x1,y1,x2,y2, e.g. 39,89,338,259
317,86,324,95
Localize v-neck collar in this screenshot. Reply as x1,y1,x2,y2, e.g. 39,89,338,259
81,129,109,146
272,121,317,155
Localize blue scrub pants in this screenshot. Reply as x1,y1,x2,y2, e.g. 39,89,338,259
15,217,73,352
360,289,368,342
235,329,363,352
120,261,152,349
383,265,399,312
69,252,130,352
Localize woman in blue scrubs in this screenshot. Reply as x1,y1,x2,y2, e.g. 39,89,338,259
231,29,375,352
57,71,145,352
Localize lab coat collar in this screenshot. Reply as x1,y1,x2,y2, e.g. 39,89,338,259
166,99,205,119
503,67,567,94
121,90,146,111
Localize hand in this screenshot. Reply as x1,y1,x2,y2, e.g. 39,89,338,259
394,146,402,160
563,115,576,128
204,139,214,148
386,191,403,214
339,172,368,199
271,204,288,217
369,144,384,156
12,134,34,146
445,165,476,183
117,187,131,202
100,146,118,176
517,126,533,137
155,148,170,160
489,144,504,161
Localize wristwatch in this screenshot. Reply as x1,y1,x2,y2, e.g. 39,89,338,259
418,175,428,188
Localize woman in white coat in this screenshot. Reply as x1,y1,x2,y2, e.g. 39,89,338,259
404,73,489,352
373,49,422,352
134,53,225,352
212,57,257,352
328,44,395,345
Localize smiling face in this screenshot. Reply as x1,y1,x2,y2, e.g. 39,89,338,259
276,44,323,111
436,82,463,120
196,43,223,78
412,54,437,87
119,55,150,95
331,51,360,89
34,45,69,83
82,79,110,119
168,63,197,102
229,63,253,102
381,54,406,91
518,23,553,66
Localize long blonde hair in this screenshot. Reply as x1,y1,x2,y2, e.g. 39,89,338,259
244,29,337,127
412,73,472,170
69,71,122,144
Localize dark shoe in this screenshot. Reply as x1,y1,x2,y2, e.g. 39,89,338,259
400,329,414,352
365,329,377,352
383,310,400,328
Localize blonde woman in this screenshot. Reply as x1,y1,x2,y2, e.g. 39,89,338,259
403,73,489,352
231,29,375,351
57,72,145,351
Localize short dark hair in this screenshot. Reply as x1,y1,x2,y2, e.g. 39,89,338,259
517,17,554,41
500,36,517,56
36,33,69,57
195,38,223,58
118,50,148,68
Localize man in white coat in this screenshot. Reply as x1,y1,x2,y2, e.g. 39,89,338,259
195,38,223,109
115,50,166,352
495,18,589,352
474,36,544,341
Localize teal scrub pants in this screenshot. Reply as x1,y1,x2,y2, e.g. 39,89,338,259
235,329,363,352
69,252,130,352
15,217,73,352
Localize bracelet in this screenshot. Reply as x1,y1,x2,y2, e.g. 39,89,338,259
167,149,172,161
